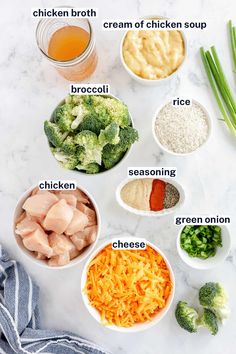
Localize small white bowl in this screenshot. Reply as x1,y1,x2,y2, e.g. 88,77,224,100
120,17,187,86
13,184,101,269
177,225,231,270
116,177,185,217
81,239,175,332
48,94,135,175
152,99,212,156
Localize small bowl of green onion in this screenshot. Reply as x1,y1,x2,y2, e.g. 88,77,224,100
177,225,231,269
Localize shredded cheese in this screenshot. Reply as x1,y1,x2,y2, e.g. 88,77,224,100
85,244,172,327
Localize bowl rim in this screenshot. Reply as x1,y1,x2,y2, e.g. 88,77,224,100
13,183,101,270
47,93,135,175
116,177,185,217
176,224,231,270
152,98,212,156
81,238,175,332
120,16,187,84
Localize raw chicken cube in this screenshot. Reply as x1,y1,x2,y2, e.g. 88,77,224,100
22,192,58,217
77,202,96,226
15,217,41,237
35,252,46,260
42,199,73,234
48,252,70,266
71,225,97,251
65,209,88,235
57,193,77,208
23,228,53,258
48,232,79,259
60,189,89,204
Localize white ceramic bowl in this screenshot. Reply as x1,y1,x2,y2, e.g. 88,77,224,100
152,99,212,156
116,177,185,217
13,184,101,269
47,94,135,175
81,239,175,332
120,17,187,86
177,225,231,270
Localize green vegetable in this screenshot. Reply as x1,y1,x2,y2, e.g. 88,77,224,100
44,95,139,173
180,225,222,259
44,121,68,148
98,122,120,146
55,103,75,132
175,301,199,333
200,42,236,136
51,148,80,170
75,130,102,165
76,162,100,174
199,282,229,322
229,20,236,72
198,308,218,335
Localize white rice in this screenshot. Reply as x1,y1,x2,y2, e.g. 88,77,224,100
155,102,209,154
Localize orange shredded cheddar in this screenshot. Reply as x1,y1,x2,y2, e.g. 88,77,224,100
85,244,172,327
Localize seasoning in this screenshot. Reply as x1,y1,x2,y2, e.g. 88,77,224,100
154,102,209,154
150,179,165,211
164,183,180,209
120,178,180,212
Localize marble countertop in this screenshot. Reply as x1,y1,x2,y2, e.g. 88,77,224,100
1,0,236,353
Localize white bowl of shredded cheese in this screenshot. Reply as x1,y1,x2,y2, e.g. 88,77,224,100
81,239,175,332
152,99,212,156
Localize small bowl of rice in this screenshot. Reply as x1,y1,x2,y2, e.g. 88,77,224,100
152,100,212,156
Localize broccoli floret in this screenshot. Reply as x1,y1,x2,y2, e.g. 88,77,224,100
199,282,229,322
65,95,82,105
99,122,120,147
175,301,199,333
76,162,100,174
78,112,105,135
101,97,130,128
75,131,102,165
61,136,76,155
44,121,67,148
198,308,218,335
54,103,75,132
51,148,79,170
71,104,90,130
118,126,139,150
102,144,124,170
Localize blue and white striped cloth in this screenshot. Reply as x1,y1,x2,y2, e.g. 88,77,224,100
0,245,110,354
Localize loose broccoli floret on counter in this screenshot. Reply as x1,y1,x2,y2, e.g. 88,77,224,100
175,301,199,333
199,282,229,322
198,308,218,335
44,121,67,148
98,122,120,146
61,136,77,155
51,148,80,170
54,103,75,132
75,131,102,165
76,162,100,174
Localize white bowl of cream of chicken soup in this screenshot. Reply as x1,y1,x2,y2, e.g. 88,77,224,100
120,17,187,86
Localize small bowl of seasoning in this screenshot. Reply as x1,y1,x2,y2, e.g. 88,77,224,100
152,100,212,155
116,178,185,217
177,225,231,270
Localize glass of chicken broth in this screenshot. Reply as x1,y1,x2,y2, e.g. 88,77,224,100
36,17,97,81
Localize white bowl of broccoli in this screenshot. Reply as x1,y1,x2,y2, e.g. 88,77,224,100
44,94,139,174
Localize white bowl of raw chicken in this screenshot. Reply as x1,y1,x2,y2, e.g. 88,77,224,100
13,184,100,269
